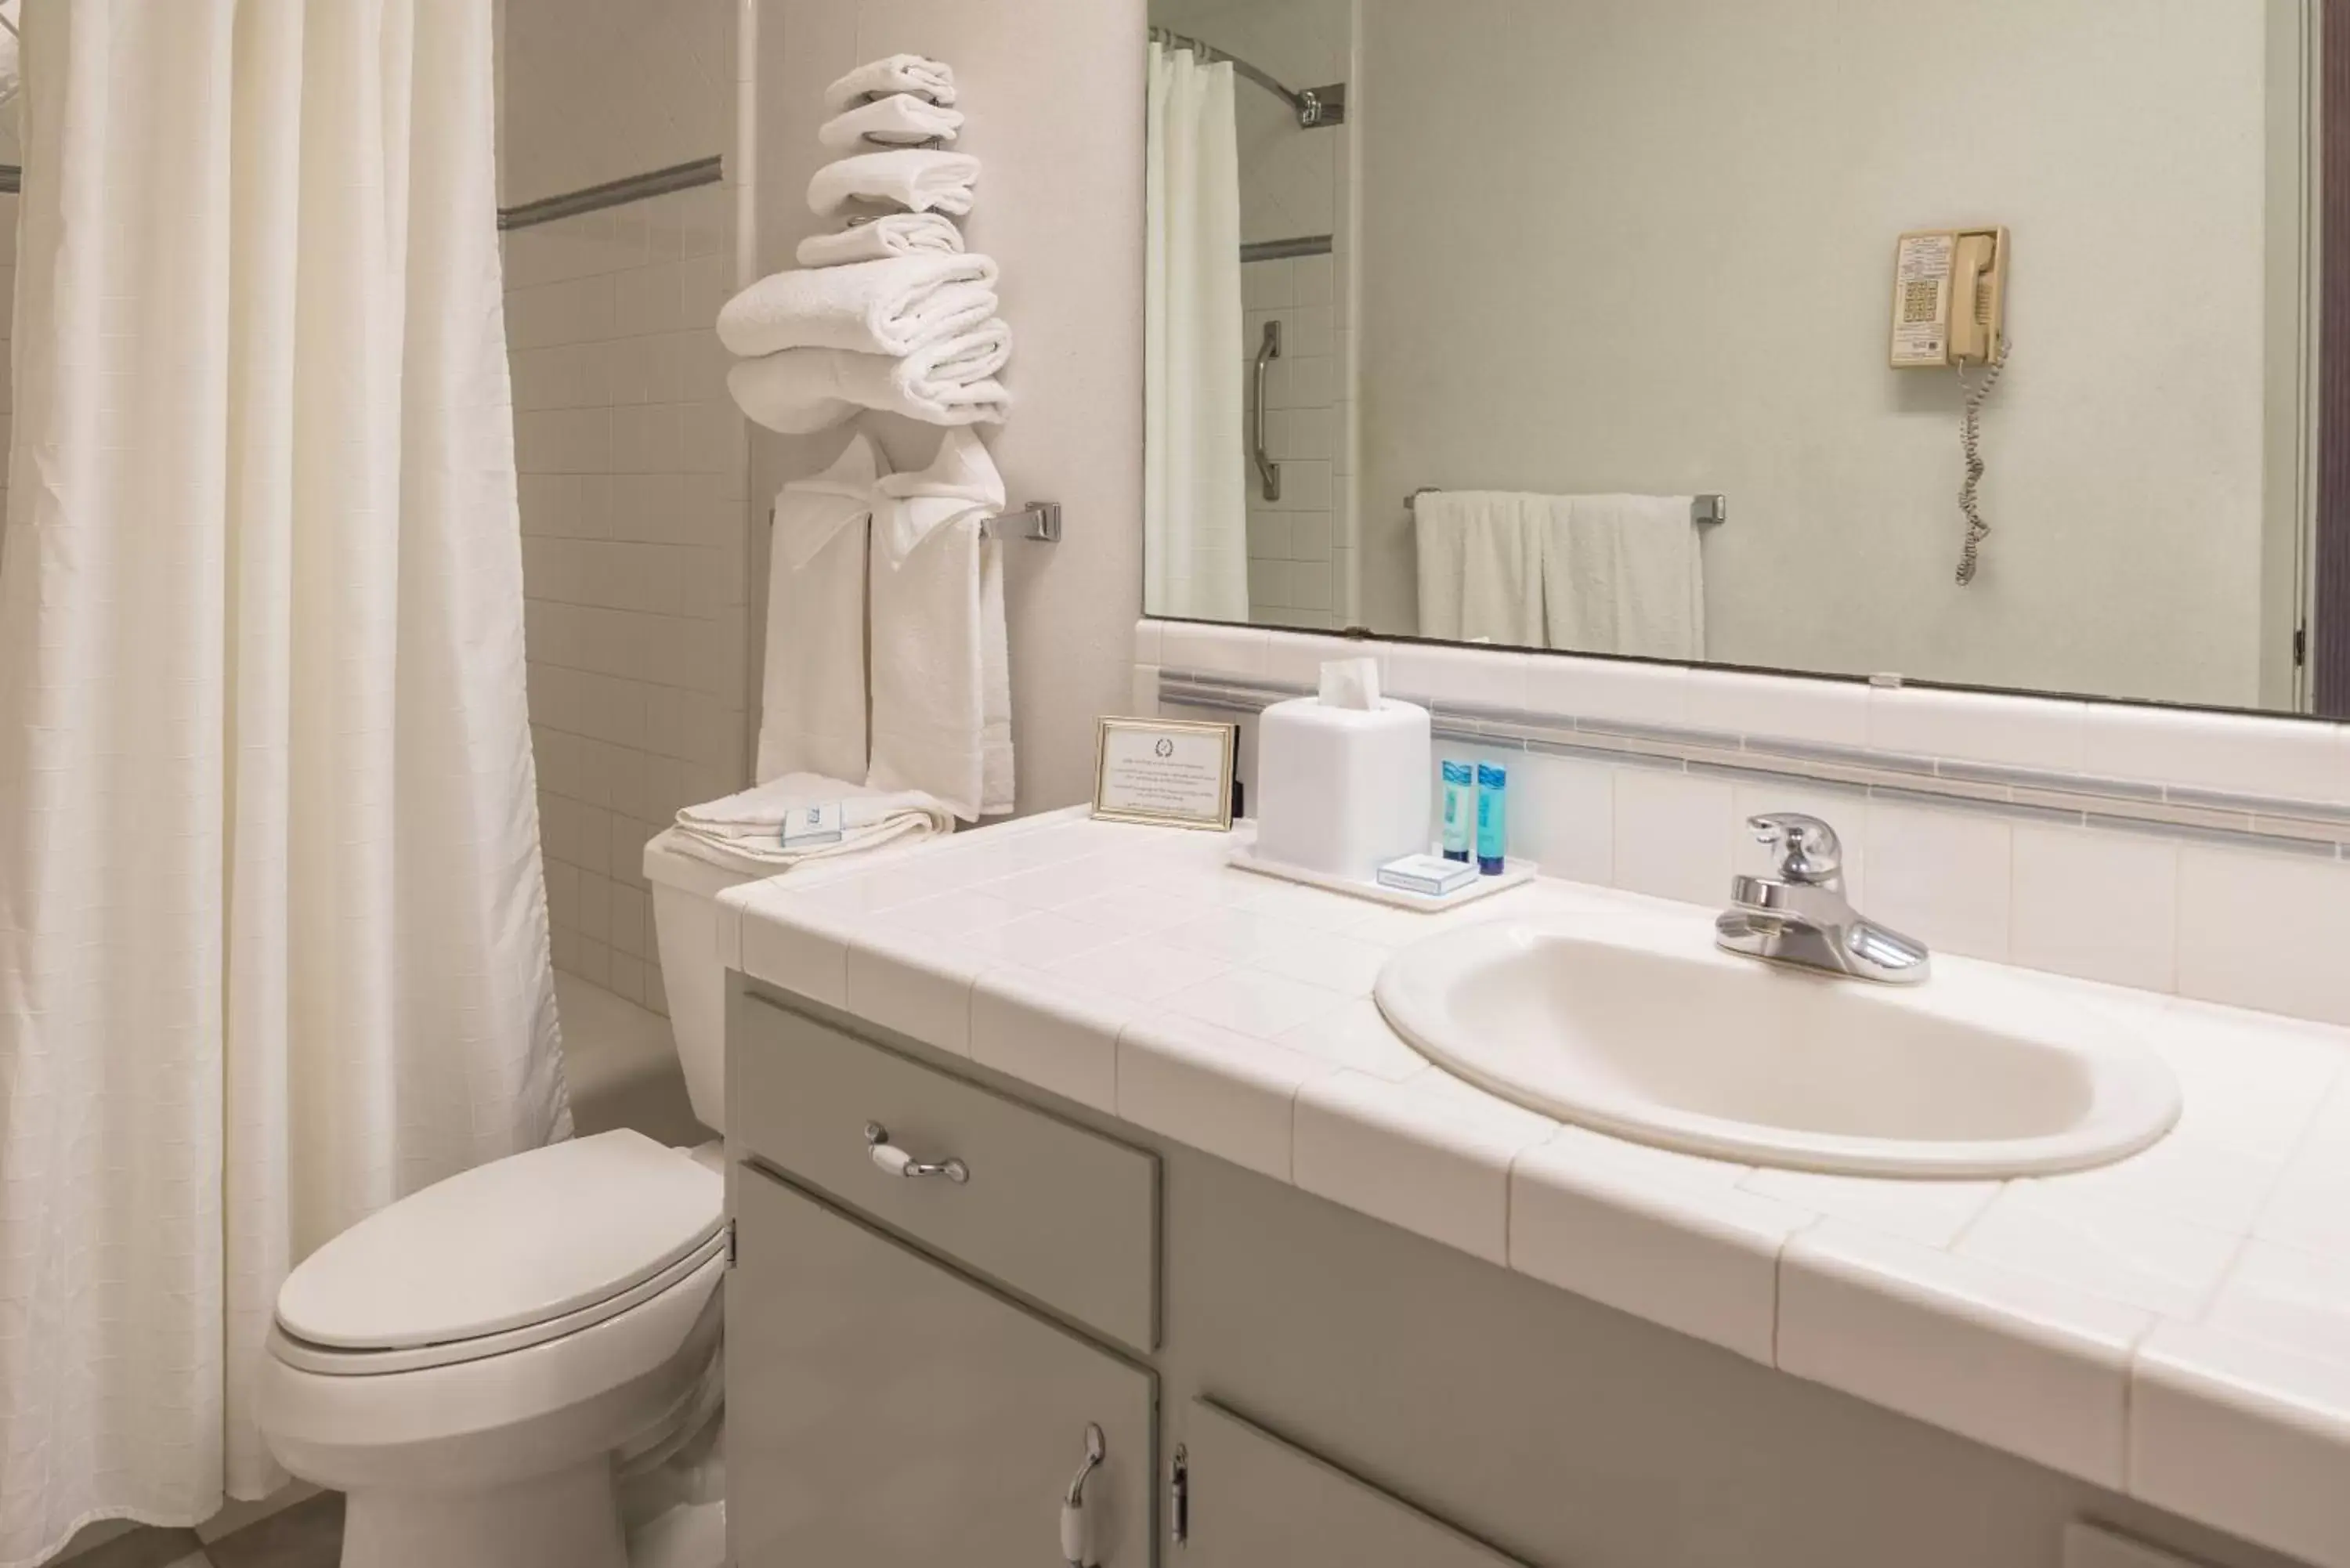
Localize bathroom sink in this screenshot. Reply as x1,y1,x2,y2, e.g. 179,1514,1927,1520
1373,914,2181,1178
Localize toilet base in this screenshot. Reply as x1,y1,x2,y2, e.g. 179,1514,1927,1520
342,1458,627,1568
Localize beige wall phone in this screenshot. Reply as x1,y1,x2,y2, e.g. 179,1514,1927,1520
1893,226,2011,585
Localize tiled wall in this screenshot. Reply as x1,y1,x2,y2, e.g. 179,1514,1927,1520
504,186,747,1013
1243,252,1348,628
498,0,735,207
1138,620,2350,1031
500,0,746,1012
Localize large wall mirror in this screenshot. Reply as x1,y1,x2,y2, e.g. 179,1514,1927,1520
1142,0,2350,719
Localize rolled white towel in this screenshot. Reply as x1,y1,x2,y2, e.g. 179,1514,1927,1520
819,94,965,151
797,213,966,268
727,320,1013,435
824,54,957,113
716,253,999,359
671,773,956,875
809,149,980,217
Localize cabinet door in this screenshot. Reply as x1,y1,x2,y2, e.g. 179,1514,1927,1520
1184,1399,1531,1568
729,1164,1155,1567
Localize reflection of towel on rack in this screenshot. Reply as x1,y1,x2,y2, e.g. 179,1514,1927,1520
1413,492,1548,647
725,320,1012,434
819,94,965,150
869,430,1014,819
757,433,889,785
808,149,981,217
716,254,998,358
797,212,967,268
1539,495,1705,660
825,54,957,113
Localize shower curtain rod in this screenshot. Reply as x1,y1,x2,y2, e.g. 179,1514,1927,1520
1148,26,1346,128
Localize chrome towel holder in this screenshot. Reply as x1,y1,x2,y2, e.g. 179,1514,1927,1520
764,500,1062,543
1408,487,1726,528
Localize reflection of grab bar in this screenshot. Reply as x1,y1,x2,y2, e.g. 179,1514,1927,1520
1253,320,1282,503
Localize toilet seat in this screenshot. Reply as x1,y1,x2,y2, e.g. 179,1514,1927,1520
273,1129,723,1375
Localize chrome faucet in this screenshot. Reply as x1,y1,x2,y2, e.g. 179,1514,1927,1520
1716,814,1930,985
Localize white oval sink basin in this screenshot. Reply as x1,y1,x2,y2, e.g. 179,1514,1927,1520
1374,914,2181,1178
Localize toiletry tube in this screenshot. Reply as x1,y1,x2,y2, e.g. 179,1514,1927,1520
1441,761,1474,864
1476,762,1509,875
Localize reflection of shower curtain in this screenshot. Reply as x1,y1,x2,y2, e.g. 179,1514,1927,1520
1144,42,1249,621
0,3,569,1559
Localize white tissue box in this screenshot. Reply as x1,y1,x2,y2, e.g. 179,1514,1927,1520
1253,695,1432,883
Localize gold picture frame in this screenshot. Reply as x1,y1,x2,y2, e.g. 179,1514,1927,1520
1091,717,1238,831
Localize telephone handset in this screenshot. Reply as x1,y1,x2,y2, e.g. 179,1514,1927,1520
1891,226,2007,368
1891,226,2011,586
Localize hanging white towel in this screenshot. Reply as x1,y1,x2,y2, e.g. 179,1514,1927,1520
716,253,998,359
757,432,889,785
1413,491,1549,646
809,149,981,217
819,93,965,151
868,429,1014,819
797,212,967,268
825,54,957,113
726,320,1012,434
1539,495,1706,659
671,774,955,875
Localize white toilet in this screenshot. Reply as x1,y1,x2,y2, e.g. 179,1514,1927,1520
258,831,757,1568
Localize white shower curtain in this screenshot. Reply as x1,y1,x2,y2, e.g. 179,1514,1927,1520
0,3,569,1560
1144,41,1249,622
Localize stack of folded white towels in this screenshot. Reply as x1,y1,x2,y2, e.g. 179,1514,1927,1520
719,55,1010,433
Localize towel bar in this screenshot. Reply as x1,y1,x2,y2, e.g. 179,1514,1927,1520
983,502,1062,543
763,500,1062,544
1407,488,1726,528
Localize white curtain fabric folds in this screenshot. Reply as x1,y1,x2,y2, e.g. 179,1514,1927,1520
1143,42,1248,623
0,3,569,1560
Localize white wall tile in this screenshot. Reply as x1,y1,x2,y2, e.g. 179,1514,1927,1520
2008,826,2178,992
1866,687,2086,772
1862,797,2012,961
1506,750,1615,887
1682,668,1869,748
2176,847,2350,1025
2084,704,2350,805
1611,770,1734,905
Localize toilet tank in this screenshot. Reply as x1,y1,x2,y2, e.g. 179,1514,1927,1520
642,829,762,1134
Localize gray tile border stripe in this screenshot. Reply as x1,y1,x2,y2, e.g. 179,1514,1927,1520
1158,667,2350,858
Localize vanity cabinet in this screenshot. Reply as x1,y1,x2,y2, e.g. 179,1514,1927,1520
728,1165,1157,1566
1181,1399,1531,1568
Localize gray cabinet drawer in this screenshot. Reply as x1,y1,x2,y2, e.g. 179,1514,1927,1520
730,988,1159,1350
728,1165,1157,1566
1184,1400,1532,1568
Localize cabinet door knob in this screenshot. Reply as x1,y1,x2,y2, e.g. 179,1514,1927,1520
863,1122,970,1183
1061,1422,1107,1567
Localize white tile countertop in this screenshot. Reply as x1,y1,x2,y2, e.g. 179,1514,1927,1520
719,808,2350,1568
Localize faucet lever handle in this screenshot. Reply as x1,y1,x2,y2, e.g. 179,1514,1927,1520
1748,813,1842,884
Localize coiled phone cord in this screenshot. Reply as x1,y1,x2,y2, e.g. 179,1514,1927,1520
1954,338,2010,587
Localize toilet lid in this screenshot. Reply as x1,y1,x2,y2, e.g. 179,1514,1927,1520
276,1129,725,1352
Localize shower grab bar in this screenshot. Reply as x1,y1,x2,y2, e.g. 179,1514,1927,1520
1253,320,1282,504
497,156,724,232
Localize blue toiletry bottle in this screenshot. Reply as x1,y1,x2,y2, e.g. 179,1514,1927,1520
1441,761,1475,862
1476,762,1509,875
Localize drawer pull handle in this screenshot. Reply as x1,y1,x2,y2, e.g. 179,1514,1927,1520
864,1122,970,1184
1061,1422,1106,1568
